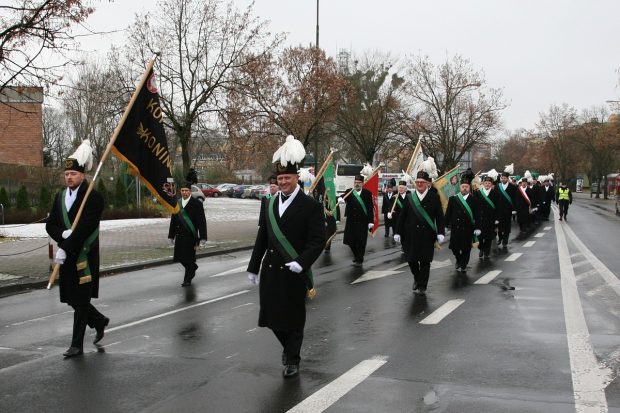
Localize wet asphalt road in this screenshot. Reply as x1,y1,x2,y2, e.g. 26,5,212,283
0,201,618,413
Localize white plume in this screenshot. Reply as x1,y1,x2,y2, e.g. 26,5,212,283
548,172,554,180
298,167,315,183
538,174,547,182
524,170,532,180
401,170,413,184
472,174,482,186
360,163,374,178
486,169,499,181
504,163,514,175
421,156,439,179
68,139,94,171
272,135,306,166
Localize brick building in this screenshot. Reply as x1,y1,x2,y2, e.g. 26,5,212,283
0,87,44,166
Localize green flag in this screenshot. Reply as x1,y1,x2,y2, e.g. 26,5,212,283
433,166,460,213
324,160,337,211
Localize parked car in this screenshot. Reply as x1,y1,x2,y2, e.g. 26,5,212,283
197,183,221,197
217,183,236,197
232,185,251,198
257,186,270,199
248,185,266,199
242,185,261,199
190,185,204,202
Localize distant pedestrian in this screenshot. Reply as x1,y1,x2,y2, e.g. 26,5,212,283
556,182,573,221
382,184,396,237
168,182,207,286
45,140,109,358
515,177,536,235
339,175,374,266
496,166,517,251
474,172,500,260
539,177,555,220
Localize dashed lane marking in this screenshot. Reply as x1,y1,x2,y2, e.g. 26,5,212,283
419,299,465,325
534,232,545,238
544,226,552,230
505,253,522,262
523,241,536,248
287,356,388,413
474,270,502,285
211,265,249,277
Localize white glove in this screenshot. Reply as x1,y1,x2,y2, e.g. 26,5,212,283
494,220,499,225
473,229,481,237
169,238,175,245
531,207,538,213
437,234,445,243
368,223,374,229
387,212,392,219
285,261,303,274
61,229,72,239
248,272,259,284
55,248,67,264
512,210,517,215
337,197,345,205
199,239,207,247
393,234,401,243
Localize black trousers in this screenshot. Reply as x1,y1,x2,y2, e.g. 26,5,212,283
497,227,510,247
479,238,493,257
181,262,198,282
540,202,551,219
383,214,393,236
273,329,304,365
325,216,337,249
452,248,472,270
348,244,365,263
559,201,570,218
408,261,431,289
69,303,107,349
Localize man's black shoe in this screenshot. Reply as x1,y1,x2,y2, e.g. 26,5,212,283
63,347,83,358
416,288,426,296
559,217,562,221
283,364,299,378
181,281,191,287
412,282,418,292
93,317,110,344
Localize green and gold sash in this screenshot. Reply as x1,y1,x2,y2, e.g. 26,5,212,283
409,191,436,232
351,190,368,215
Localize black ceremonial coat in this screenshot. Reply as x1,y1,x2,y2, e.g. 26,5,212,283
46,182,104,305
444,194,480,252
395,190,445,262
529,183,542,210
540,185,555,212
168,197,207,264
381,192,396,215
514,186,534,225
247,191,325,331
474,188,500,240
496,182,517,232
342,188,374,247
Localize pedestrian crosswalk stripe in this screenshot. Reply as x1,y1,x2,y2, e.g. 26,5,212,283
419,299,465,324
287,356,388,413
505,253,522,262
534,232,545,238
474,270,502,284
523,241,536,247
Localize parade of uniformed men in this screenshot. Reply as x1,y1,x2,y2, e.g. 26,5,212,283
444,169,481,273
45,140,109,358
168,182,208,287
473,171,500,260
246,135,325,378
496,165,518,251
394,168,445,295
339,174,374,266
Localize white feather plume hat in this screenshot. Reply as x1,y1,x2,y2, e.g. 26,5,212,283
64,139,94,172
272,135,306,175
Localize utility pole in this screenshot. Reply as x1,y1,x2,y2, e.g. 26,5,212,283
314,0,320,171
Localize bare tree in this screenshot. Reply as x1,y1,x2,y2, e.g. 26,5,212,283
122,0,283,175
335,52,404,163
536,103,580,182
42,105,72,166
401,54,507,172
0,0,96,96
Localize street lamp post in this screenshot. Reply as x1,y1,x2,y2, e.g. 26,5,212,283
314,0,320,172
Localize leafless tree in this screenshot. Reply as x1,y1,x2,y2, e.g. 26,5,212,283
122,0,283,175
42,105,71,166
401,54,507,172
0,0,96,97
536,103,580,182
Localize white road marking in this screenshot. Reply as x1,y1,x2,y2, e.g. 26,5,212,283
211,265,249,277
534,232,545,238
544,226,552,230
561,216,620,297
571,260,589,269
419,299,465,325
474,270,502,285
10,310,73,326
554,210,610,411
0,347,14,350
430,259,452,269
231,303,254,310
392,262,409,270
106,290,250,333
351,270,404,284
287,356,388,413
523,241,536,248
505,253,522,262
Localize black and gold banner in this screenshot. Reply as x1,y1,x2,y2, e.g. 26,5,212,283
112,68,179,213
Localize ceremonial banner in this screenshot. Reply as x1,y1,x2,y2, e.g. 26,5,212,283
363,172,379,236
323,160,338,211
433,166,460,213
112,68,179,213
408,139,425,176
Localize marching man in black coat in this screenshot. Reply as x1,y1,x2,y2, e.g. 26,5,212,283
496,166,517,251
539,176,555,220
381,184,396,237
445,171,481,273
46,140,109,357
394,170,445,295
515,177,536,235
247,135,325,378
338,175,374,266
473,172,500,260
168,182,207,286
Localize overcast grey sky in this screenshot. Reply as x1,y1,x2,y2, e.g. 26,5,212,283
79,0,620,133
